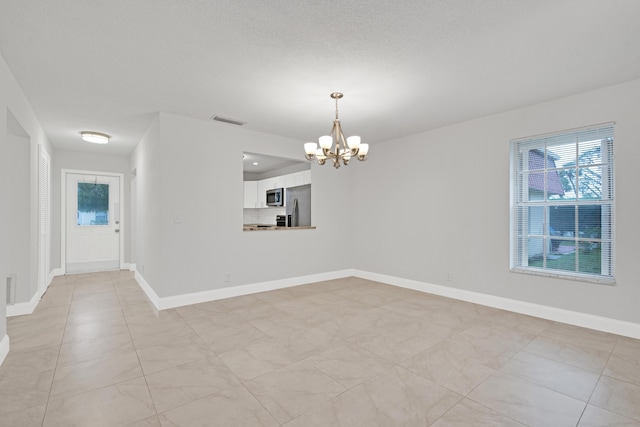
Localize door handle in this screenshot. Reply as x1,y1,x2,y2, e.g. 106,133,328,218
115,229,120,233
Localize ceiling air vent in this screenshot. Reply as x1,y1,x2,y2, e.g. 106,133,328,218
211,115,246,126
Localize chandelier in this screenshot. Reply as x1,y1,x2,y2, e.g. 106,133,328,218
304,92,369,169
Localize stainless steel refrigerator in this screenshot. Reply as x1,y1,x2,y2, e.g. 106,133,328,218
285,184,311,227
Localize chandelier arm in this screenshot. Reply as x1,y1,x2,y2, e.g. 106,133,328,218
339,133,348,152
328,120,337,138
337,136,344,154
322,147,338,160
328,121,339,157
334,120,348,151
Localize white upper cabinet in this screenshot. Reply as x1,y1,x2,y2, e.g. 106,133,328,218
256,180,269,208
283,171,311,189
243,181,258,208
260,177,281,191
283,173,296,189
302,170,311,185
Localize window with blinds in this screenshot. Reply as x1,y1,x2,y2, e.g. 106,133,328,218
510,123,615,284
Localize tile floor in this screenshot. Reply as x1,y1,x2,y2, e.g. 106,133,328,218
1,271,640,426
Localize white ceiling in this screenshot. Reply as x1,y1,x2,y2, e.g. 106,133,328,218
1,1,639,156
243,152,303,175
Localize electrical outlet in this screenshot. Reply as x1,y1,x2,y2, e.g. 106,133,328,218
225,273,231,282
446,272,452,282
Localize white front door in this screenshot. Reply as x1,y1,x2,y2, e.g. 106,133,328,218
65,173,121,273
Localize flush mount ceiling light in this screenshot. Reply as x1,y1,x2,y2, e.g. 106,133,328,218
81,131,110,144
304,92,369,169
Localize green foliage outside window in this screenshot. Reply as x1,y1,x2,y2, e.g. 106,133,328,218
78,183,109,225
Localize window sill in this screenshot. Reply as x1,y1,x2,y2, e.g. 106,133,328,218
510,267,615,285
243,225,316,231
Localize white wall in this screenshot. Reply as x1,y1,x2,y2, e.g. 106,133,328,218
4,130,31,303
51,150,132,271
131,112,353,298
351,79,640,324
0,111,7,342
0,52,53,355
129,116,162,292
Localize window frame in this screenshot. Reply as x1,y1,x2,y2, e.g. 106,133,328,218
509,123,615,284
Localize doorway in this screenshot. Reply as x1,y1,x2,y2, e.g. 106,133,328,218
61,170,124,274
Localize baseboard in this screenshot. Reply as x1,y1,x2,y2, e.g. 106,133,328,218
352,270,640,340
127,263,136,272
0,335,9,366
45,268,62,292
134,270,161,308
130,266,640,339
6,289,42,317
134,269,354,311
6,268,64,317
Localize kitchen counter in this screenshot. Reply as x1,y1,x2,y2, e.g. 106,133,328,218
243,225,316,231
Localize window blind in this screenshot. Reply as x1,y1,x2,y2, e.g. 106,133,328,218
511,123,615,283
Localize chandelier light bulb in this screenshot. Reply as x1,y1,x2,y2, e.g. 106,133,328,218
319,135,332,149
346,135,360,149
304,142,318,155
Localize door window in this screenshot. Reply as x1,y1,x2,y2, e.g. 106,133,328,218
77,182,109,226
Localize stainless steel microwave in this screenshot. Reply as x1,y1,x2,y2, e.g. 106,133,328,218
266,188,284,207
